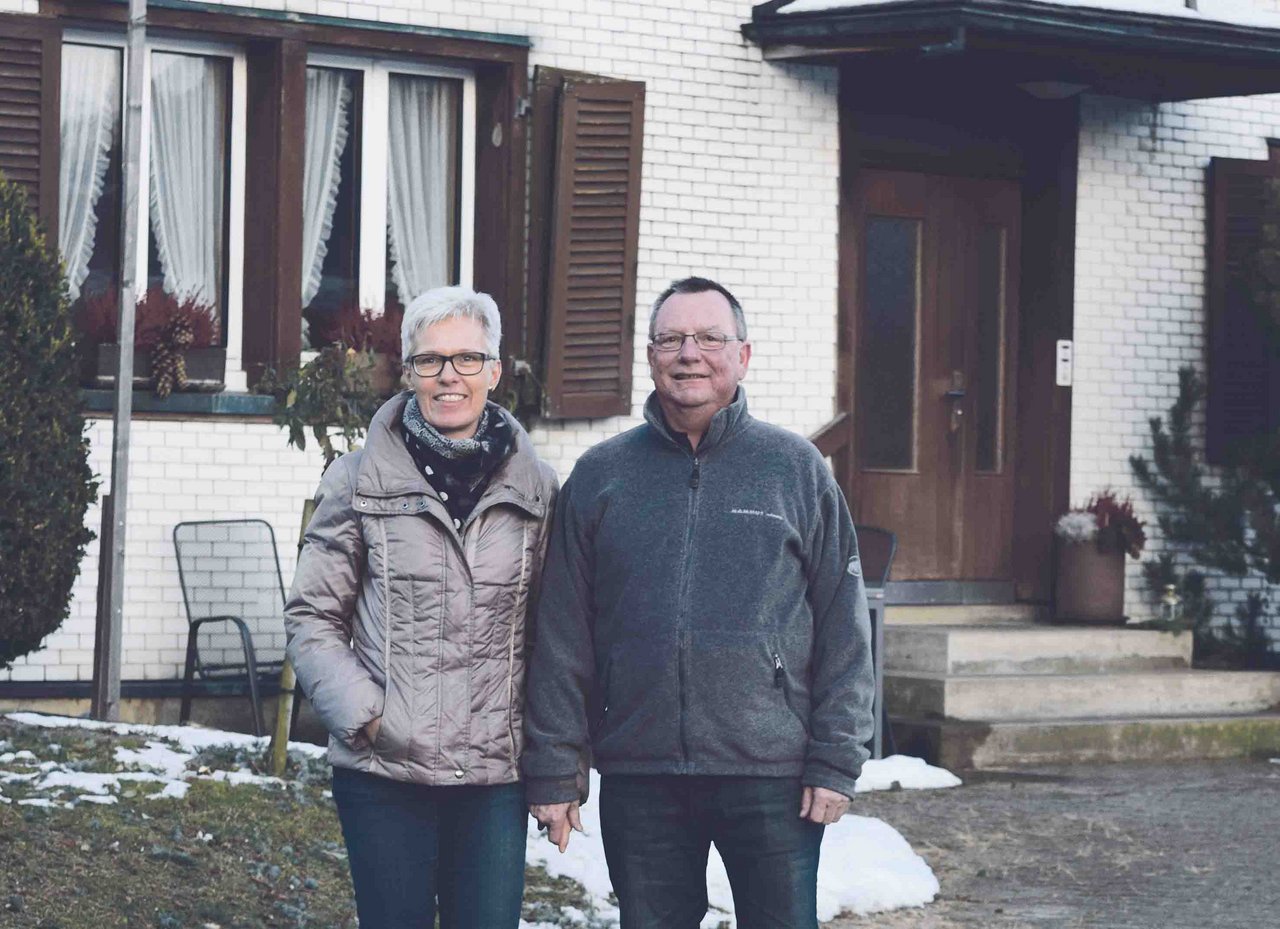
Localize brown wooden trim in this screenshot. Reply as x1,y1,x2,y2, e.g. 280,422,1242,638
1011,97,1078,602
241,37,305,383
472,59,528,380
44,0,526,63
0,12,62,236
809,412,852,460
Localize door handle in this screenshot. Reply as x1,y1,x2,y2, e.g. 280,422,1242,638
944,388,967,400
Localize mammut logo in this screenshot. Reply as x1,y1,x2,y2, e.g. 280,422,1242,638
847,556,862,577
730,508,785,522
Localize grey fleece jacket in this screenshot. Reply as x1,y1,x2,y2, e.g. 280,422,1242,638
522,388,874,804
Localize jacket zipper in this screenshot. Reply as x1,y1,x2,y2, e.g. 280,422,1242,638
675,454,701,767
774,652,784,687
507,523,529,765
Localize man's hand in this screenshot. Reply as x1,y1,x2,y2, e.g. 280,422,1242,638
799,786,850,825
529,801,583,853
363,715,382,745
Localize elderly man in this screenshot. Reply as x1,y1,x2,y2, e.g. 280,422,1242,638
523,277,874,929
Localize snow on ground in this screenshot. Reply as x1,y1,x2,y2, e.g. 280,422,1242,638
5,714,954,926
527,756,956,927
2,712,324,808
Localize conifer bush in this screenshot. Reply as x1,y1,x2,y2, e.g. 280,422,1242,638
0,171,98,668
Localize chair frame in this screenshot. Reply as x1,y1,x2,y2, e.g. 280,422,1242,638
854,524,898,760
173,518,287,737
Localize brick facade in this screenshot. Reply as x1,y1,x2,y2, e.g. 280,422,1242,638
5,0,1279,681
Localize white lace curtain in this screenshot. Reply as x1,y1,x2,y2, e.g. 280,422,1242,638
301,67,353,310
148,51,227,310
386,74,459,306
58,44,120,303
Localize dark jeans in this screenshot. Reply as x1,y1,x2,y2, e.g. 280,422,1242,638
600,775,824,929
330,766,526,929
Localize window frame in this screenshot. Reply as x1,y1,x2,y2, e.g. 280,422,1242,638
305,50,477,318
63,28,250,391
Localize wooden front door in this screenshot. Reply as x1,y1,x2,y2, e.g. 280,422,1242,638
851,169,1021,581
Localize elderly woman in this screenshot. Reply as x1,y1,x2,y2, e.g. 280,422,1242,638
285,286,558,929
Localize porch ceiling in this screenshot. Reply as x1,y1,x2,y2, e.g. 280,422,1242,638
743,0,1280,102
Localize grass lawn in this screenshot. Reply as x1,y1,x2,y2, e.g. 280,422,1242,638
0,718,597,929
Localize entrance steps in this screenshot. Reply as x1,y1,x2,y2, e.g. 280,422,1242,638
886,608,1280,769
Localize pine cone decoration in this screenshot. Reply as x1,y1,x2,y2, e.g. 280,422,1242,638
153,312,195,399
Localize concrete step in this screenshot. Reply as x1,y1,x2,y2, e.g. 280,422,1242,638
885,603,1046,625
885,625,1192,675
892,712,1280,770
885,669,1280,721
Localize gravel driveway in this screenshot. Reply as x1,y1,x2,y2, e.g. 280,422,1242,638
828,758,1280,929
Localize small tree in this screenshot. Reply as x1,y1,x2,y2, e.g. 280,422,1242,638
0,172,98,668
1130,367,1280,668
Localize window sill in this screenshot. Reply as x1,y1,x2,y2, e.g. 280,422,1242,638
81,389,276,417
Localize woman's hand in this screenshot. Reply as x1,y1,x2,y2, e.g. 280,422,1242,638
363,715,382,745
529,801,583,853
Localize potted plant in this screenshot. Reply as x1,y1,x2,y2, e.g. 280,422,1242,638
1053,490,1147,624
305,299,405,397
79,286,225,395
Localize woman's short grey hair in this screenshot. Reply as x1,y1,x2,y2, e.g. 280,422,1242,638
400,286,502,362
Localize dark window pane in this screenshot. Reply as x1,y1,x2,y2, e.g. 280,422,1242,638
385,73,462,311
146,51,232,345
59,43,123,345
302,66,362,349
858,216,920,470
974,225,1007,473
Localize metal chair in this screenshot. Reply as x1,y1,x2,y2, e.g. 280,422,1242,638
173,519,287,736
854,524,898,759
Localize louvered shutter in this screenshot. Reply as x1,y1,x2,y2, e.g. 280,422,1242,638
540,76,644,419
0,14,61,236
1206,156,1280,463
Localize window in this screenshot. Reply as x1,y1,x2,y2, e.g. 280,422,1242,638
59,33,248,390
302,54,474,350
1206,154,1280,463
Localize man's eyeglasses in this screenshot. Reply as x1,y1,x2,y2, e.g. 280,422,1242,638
407,352,494,378
649,331,743,353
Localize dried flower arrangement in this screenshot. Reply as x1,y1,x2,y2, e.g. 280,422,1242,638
1054,490,1147,559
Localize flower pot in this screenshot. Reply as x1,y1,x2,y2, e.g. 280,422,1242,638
83,344,227,392
1054,540,1127,624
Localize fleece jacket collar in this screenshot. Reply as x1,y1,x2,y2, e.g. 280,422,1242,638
642,387,752,455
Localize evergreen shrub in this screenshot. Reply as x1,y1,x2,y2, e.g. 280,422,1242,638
0,171,98,668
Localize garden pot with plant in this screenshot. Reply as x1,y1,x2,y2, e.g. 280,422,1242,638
79,287,224,396
1053,491,1147,624
304,300,405,398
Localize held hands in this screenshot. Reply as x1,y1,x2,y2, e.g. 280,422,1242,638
529,801,583,853
799,785,850,825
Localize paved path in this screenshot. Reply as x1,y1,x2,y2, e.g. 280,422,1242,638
828,758,1280,929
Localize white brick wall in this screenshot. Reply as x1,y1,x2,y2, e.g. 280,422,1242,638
5,1,841,681
1072,81,1280,636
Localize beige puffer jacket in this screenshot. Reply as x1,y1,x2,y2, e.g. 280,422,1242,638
285,393,558,786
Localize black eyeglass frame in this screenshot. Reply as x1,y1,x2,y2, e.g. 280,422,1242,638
405,351,497,378
648,331,745,353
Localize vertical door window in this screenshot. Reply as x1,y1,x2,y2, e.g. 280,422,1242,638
301,66,360,348
858,216,921,470
973,225,1007,473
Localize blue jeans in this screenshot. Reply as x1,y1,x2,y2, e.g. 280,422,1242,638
330,767,526,929
600,775,824,929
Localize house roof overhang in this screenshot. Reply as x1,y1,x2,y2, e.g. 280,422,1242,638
743,0,1280,102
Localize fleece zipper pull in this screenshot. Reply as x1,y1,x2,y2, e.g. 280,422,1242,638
689,457,701,489
774,653,784,687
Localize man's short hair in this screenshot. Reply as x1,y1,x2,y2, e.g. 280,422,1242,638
649,277,747,341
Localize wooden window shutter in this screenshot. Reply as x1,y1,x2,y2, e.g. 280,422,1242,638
533,69,644,419
0,14,61,238
1206,155,1280,463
